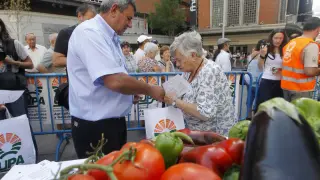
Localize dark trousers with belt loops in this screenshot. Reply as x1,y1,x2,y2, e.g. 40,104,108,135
71,116,127,158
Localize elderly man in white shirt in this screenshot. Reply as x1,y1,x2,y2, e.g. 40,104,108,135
213,38,232,72
67,0,165,158
25,33,47,73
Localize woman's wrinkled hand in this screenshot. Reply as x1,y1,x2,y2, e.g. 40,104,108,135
133,95,141,104
164,92,177,105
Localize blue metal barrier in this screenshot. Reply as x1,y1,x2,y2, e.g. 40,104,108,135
25,71,253,161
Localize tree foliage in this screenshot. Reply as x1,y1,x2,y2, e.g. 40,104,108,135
148,0,186,36
0,0,31,40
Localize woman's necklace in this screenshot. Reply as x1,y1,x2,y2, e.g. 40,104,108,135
188,58,204,83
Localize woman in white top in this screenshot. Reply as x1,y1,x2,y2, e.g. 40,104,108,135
255,29,289,111
213,38,232,72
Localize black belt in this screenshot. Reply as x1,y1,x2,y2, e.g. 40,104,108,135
71,116,125,122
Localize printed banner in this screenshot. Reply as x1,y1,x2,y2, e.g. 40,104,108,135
0,115,36,172
228,74,241,117
134,76,162,121
27,77,71,125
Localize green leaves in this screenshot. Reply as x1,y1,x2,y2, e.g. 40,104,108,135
148,0,186,36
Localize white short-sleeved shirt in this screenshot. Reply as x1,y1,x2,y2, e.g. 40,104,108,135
215,50,232,72
25,44,47,73
134,48,145,65
67,14,132,121
262,54,282,80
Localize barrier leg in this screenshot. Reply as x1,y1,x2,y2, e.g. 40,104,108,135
55,133,71,161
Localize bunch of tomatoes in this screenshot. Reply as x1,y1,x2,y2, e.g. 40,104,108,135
61,137,244,180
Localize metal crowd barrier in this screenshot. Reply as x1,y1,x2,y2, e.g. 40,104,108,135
25,71,253,161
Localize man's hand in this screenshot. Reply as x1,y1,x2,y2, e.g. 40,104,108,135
3,56,18,66
148,86,165,102
260,46,268,57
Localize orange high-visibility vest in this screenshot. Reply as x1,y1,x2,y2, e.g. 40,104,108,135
281,37,320,92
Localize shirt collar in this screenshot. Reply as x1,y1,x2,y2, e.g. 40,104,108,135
27,44,39,50
96,14,120,45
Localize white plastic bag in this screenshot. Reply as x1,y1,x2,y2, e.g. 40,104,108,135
0,115,36,172
144,106,185,139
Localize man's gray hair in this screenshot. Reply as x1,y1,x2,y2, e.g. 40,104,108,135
25,33,35,40
49,33,58,41
170,31,203,58
76,4,97,16
144,42,158,54
100,0,136,13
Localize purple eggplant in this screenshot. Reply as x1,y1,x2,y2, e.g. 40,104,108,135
241,98,320,180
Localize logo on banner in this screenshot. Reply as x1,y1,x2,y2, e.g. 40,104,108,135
0,133,24,171
154,119,177,136
28,78,45,107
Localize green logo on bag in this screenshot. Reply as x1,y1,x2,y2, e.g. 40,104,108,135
0,133,25,171
154,119,177,137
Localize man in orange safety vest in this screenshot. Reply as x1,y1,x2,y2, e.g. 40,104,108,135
281,17,320,101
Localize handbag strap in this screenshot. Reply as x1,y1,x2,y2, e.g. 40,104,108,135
247,54,259,67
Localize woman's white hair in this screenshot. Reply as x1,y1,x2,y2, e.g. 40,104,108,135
170,31,203,58
144,42,158,54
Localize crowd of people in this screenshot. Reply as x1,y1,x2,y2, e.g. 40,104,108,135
0,0,319,162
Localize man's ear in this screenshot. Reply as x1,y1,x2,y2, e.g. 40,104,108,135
110,4,119,17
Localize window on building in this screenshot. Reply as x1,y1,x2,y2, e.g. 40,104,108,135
212,0,224,27
243,0,257,24
227,0,240,26
279,0,287,23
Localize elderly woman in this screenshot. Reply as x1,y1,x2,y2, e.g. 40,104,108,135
137,42,161,72
164,31,236,136
158,45,175,72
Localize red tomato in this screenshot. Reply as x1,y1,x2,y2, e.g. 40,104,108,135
179,145,233,176
87,151,120,180
68,174,96,180
160,163,221,180
89,142,165,180
218,138,245,165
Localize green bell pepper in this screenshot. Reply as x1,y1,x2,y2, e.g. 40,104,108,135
154,132,194,169
291,98,320,145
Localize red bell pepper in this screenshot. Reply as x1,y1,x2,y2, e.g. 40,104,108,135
178,128,227,145
179,138,244,177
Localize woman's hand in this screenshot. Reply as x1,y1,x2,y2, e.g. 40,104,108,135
260,46,268,57
164,92,177,105
133,95,141,104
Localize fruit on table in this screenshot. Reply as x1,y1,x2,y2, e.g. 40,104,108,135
68,174,96,180
179,138,244,177
242,98,320,180
160,163,222,180
217,138,245,165
223,165,240,180
154,131,194,169
291,98,320,145
178,128,226,145
228,120,251,140
87,142,166,180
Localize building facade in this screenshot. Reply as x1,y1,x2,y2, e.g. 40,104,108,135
0,0,176,48
197,0,312,53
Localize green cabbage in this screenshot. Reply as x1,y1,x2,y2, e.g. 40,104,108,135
228,120,251,140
